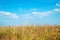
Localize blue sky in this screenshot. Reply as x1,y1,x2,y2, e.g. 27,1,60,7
0,0,60,26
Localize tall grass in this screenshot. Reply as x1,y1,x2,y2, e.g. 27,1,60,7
0,25,60,40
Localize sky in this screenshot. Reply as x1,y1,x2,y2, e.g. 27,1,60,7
0,0,60,26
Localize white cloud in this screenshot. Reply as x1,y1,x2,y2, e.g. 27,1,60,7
19,8,60,19
20,8,60,19
0,11,19,19
56,3,60,7
32,8,60,17
32,12,49,16
32,11,51,18
21,13,33,19
54,9,60,12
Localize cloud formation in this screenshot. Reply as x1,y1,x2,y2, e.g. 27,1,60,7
21,8,60,18
0,11,19,19
32,8,60,17
56,3,60,7
22,14,33,19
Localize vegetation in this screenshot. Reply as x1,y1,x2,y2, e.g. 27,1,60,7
0,25,60,40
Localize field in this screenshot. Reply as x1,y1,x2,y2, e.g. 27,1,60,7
0,25,60,40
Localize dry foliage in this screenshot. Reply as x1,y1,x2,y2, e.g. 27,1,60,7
0,25,60,40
